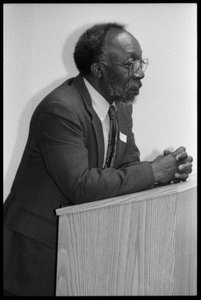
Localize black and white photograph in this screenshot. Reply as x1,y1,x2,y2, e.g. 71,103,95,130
3,3,197,296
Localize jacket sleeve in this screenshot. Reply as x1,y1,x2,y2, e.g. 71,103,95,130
36,101,155,205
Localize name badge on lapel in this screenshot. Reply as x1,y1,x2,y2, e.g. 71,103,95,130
119,132,127,143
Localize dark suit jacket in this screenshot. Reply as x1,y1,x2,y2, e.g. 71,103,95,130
3,74,155,296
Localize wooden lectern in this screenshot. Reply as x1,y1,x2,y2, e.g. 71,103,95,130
55,174,197,296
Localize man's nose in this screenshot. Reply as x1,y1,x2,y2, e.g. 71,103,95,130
133,68,145,79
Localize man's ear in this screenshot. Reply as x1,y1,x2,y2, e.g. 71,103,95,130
90,63,103,78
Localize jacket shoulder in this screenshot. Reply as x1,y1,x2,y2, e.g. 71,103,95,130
35,76,83,111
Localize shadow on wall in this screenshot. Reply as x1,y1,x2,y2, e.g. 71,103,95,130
4,23,93,200
62,22,94,76
4,78,65,201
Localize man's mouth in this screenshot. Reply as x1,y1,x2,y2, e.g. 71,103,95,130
130,81,142,90
127,80,142,92
129,88,139,95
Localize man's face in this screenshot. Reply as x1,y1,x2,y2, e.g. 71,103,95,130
103,30,144,105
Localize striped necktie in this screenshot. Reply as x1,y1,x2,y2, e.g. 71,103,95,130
104,105,119,168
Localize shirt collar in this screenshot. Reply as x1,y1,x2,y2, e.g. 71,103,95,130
83,77,111,121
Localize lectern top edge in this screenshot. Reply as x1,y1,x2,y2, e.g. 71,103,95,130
55,174,197,216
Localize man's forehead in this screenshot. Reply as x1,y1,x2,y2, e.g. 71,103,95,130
105,29,142,58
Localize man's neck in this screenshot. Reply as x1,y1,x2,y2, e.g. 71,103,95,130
83,74,113,105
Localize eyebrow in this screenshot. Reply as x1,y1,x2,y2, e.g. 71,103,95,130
121,52,142,63
122,56,142,65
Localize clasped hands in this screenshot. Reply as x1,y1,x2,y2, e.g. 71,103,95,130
151,146,193,184
164,146,193,183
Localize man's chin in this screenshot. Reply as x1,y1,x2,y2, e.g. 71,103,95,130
107,83,139,105
117,94,138,106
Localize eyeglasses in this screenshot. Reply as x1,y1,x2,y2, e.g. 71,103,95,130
101,58,149,77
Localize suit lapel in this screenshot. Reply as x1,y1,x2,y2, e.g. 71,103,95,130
73,75,129,169
73,75,105,168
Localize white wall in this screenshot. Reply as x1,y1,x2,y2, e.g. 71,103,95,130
4,3,197,200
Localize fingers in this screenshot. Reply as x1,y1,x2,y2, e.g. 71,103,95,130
156,147,193,185
173,159,193,183
178,162,193,171
176,152,188,161
174,146,186,155
174,148,193,164
163,146,188,160
186,155,193,163
163,149,171,156
170,179,184,184
174,172,189,181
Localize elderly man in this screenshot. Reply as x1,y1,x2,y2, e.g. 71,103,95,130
3,22,193,296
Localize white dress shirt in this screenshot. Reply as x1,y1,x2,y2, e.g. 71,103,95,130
83,77,113,167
